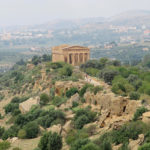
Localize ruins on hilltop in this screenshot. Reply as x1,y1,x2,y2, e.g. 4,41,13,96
52,44,90,66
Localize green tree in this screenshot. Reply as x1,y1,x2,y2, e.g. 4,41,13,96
38,132,62,150
80,143,100,150
40,93,49,105
59,65,73,77
138,143,150,150
0,141,10,150
24,122,39,138
66,87,78,98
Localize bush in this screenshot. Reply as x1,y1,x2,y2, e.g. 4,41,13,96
2,125,20,140
17,129,26,139
0,141,10,150
66,129,89,145
4,103,19,114
66,87,78,98
112,121,146,144
24,122,39,138
74,115,89,129
0,126,5,138
40,93,49,105
91,86,103,95
70,138,90,150
13,147,22,150
74,108,96,129
112,76,134,95
80,143,100,150
38,132,62,150
133,107,148,121
100,69,118,84
38,109,66,128
138,143,150,150
52,96,67,107
130,92,140,100
79,84,93,97
59,65,73,77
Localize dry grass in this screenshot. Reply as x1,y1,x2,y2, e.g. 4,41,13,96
9,137,41,150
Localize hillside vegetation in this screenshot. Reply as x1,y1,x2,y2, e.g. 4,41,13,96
1,55,150,150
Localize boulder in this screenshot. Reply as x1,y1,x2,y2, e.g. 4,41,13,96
128,134,144,150
112,144,122,150
142,112,150,124
59,93,80,110
47,124,62,135
19,96,40,114
63,120,72,133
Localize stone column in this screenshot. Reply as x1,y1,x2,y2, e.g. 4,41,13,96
78,53,80,65
83,53,85,63
72,54,75,66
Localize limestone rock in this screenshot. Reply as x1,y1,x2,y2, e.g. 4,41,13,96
8,137,18,143
47,124,62,135
142,111,150,124
19,96,40,114
112,144,122,150
55,81,84,96
128,134,144,150
59,93,80,110
63,120,72,133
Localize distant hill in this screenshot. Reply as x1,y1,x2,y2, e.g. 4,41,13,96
109,10,150,27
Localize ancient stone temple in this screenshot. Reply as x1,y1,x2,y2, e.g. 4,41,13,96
52,44,90,66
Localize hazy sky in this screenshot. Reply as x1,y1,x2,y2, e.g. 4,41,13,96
0,0,150,26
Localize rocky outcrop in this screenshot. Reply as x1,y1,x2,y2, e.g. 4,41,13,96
55,81,85,96
59,93,80,110
142,112,150,124
128,134,144,150
19,96,40,114
47,124,62,135
84,91,141,116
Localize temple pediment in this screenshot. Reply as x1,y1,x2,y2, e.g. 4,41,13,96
62,45,89,50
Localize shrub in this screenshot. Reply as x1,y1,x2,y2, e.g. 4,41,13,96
80,143,100,150
38,109,66,128
112,121,146,144
66,87,78,98
91,86,103,95
74,115,89,129
0,126,5,138
38,132,62,150
74,108,96,129
59,65,73,77
133,107,148,121
112,76,134,95
24,122,39,138
13,147,22,150
2,125,20,140
11,97,20,103
100,69,118,84
40,93,49,105
130,92,140,100
70,138,90,150
0,141,10,150
79,84,93,97
138,143,150,150
52,96,67,107
17,129,26,139
4,103,19,114
66,129,89,145
72,101,79,108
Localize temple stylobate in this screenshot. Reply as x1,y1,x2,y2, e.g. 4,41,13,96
52,44,90,66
